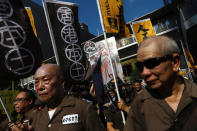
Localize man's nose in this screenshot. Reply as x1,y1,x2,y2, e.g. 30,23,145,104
35,81,43,90
141,66,152,77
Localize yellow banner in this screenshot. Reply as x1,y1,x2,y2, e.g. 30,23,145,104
100,0,130,38
25,7,38,37
119,21,131,38
132,18,156,44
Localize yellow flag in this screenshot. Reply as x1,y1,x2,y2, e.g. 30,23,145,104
132,18,156,44
25,7,38,37
100,0,130,38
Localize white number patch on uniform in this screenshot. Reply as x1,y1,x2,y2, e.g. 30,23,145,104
62,114,78,125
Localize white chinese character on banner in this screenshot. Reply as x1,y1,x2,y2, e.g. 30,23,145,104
0,0,13,18
57,7,73,24
61,25,78,44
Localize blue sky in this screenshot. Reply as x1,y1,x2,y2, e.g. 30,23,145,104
32,0,164,36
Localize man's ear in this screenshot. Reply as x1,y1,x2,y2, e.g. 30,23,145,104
172,54,180,72
28,99,33,105
61,80,65,87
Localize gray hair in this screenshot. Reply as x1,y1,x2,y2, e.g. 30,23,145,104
139,36,180,56
36,64,65,82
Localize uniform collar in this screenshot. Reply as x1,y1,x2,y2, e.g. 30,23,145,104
140,88,152,100
42,95,76,113
183,78,197,98
42,95,76,123
59,95,76,108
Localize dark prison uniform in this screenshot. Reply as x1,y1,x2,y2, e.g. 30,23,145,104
124,78,197,131
32,95,106,131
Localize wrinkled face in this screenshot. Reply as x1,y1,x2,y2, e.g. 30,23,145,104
14,92,31,114
34,66,63,104
137,44,175,89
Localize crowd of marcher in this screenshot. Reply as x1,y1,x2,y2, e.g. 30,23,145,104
0,35,197,131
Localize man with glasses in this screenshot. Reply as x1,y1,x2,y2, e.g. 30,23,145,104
124,36,197,131
13,90,36,117
1,90,36,130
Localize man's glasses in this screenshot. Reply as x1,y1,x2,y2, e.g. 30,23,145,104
13,98,28,103
135,55,173,72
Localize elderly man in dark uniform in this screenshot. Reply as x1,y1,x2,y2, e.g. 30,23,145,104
31,64,106,131
124,36,197,131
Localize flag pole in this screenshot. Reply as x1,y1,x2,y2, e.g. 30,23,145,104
180,40,193,81
0,96,11,122
42,0,60,65
96,0,126,124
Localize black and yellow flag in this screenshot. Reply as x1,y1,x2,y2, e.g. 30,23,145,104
25,7,38,37
100,0,130,38
0,0,43,82
184,48,196,72
132,18,156,44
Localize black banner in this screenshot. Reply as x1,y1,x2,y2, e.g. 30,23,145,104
0,0,43,82
44,1,86,83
